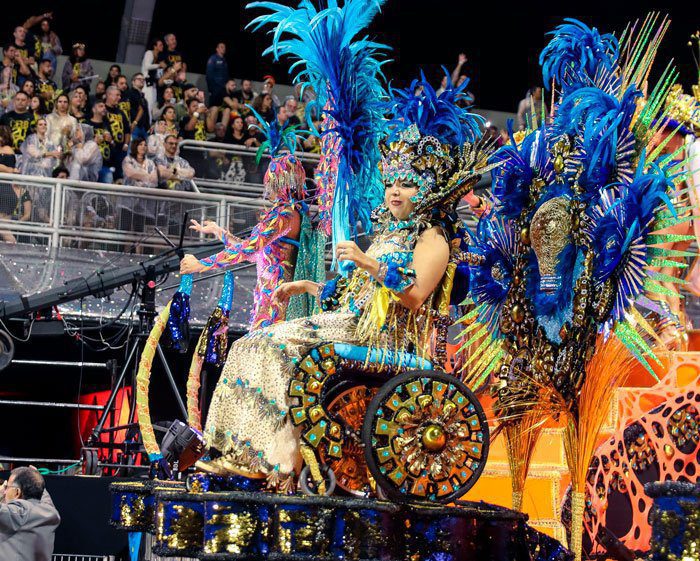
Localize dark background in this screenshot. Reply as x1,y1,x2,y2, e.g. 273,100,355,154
1,2,698,110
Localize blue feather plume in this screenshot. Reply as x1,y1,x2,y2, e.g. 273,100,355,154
384,70,483,145
247,0,389,251
491,121,538,219
554,85,641,192
539,18,619,92
246,105,300,163
591,153,678,321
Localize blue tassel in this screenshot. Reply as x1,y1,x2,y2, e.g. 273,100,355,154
164,274,192,353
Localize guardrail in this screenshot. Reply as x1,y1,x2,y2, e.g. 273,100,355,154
0,173,267,252
178,140,321,197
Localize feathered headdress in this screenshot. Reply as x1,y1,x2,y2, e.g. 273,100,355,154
248,0,389,256
248,106,307,202
379,73,493,218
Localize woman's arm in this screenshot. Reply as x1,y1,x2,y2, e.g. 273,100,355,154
338,227,449,312
398,227,449,310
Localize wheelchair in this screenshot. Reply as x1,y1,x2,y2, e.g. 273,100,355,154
288,274,490,504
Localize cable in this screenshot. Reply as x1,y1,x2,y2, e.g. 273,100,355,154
0,318,35,342
37,462,81,475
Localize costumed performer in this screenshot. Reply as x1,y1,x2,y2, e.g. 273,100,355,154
186,76,493,491
180,116,325,329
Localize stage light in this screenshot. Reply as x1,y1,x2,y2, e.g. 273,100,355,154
160,420,205,472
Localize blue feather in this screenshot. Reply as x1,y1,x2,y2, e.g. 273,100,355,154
539,18,619,92
246,105,301,162
491,121,537,219
384,70,483,145
247,0,389,257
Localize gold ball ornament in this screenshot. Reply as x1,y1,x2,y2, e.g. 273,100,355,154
422,424,447,452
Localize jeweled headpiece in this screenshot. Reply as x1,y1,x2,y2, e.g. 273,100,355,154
662,84,700,135
380,73,492,217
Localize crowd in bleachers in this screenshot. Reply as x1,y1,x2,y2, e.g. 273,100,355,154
0,11,546,247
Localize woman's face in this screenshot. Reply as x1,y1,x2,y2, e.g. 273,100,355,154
232,117,243,132
22,81,34,96
56,96,69,113
137,141,146,156
163,88,174,101
163,107,175,122
30,96,40,111
41,20,50,33
262,94,272,110
36,119,47,134
109,66,120,78
154,40,164,54
384,179,418,220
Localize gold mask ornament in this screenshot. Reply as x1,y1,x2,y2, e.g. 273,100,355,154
530,196,572,293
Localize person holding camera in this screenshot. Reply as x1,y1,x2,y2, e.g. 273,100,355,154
0,466,60,561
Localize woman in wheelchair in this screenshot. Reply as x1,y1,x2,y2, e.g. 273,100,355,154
188,77,494,493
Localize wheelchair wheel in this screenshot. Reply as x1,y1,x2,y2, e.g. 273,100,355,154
362,370,489,503
321,384,379,496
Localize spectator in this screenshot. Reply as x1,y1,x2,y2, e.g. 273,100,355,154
0,466,60,561
437,53,469,96
147,119,167,159
0,91,36,153
252,92,274,124
127,73,149,139
0,125,19,173
220,79,240,117
12,25,41,68
0,125,18,241
52,165,68,179
68,124,102,182
23,12,63,73
20,117,60,176
153,85,176,120
35,57,57,112
61,43,94,92
516,86,545,130
20,80,35,100
233,79,256,111
121,137,158,244
283,96,301,127
206,42,228,105
176,83,199,118
156,61,184,107
155,135,194,191
261,75,281,109
10,179,32,222
104,86,131,180
158,33,185,71
142,38,164,120
29,95,46,119
88,100,116,183
115,75,131,118
499,128,509,146
68,89,86,122
89,80,106,108
228,115,247,145
1,44,31,93
180,98,215,142
45,93,77,150
105,64,121,88
244,115,264,148
160,105,179,137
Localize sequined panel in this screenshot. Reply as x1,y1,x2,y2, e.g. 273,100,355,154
153,494,205,557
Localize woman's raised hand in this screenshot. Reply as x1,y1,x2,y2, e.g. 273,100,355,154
189,219,224,239
335,241,368,268
180,254,209,274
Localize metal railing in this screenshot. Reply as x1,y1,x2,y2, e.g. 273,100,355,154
0,173,268,251
178,140,321,197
